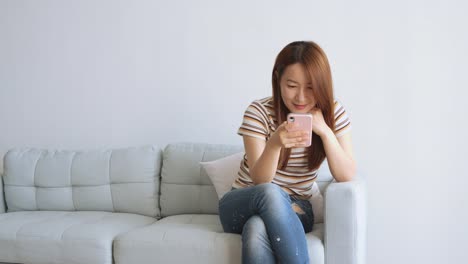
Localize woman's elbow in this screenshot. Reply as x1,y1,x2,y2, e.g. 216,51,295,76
343,164,357,182
250,172,274,185
251,176,272,185
335,163,356,182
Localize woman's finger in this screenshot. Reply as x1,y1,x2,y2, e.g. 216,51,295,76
284,130,309,139
284,122,298,132
285,141,308,148
283,136,307,145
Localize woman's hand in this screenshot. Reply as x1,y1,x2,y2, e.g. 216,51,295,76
268,121,310,149
310,108,332,137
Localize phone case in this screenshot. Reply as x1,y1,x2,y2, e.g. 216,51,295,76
287,113,313,147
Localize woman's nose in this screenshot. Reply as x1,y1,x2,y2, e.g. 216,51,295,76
295,88,306,101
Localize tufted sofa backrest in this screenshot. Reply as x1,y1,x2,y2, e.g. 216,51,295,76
159,142,335,217
160,143,243,216
2,146,161,217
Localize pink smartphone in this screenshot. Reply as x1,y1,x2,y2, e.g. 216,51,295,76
287,113,313,147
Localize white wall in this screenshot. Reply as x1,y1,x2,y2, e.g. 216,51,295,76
1,0,467,263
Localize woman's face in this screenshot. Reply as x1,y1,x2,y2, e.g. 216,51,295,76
280,63,316,113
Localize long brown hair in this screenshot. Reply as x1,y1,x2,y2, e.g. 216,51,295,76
272,41,335,170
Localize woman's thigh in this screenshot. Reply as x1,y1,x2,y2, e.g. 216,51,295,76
218,186,260,234
218,184,291,233
218,184,314,234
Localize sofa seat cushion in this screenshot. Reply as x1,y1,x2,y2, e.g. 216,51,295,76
0,211,155,264
114,214,324,264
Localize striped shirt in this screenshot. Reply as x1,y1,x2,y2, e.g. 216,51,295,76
233,96,352,198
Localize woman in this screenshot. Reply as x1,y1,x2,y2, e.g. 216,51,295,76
219,41,356,264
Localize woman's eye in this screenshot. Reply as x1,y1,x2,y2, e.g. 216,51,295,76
288,85,297,88
307,87,313,90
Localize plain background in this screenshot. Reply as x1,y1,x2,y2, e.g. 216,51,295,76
1,0,467,263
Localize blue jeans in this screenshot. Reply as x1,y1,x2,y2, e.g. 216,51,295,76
218,183,314,264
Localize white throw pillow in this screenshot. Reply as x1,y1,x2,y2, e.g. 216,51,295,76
308,181,324,223
200,152,324,223
200,152,245,200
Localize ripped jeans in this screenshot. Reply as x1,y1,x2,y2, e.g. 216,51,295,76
218,183,314,264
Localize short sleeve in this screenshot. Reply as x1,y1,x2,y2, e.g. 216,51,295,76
334,100,352,137
237,101,270,141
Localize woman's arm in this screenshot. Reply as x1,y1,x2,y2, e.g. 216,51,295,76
310,108,356,182
243,136,281,184
243,122,310,184
321,131,356,182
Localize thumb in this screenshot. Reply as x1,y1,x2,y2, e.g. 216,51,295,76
281,121,292,131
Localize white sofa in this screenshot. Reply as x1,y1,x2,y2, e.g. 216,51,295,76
0,143,367,264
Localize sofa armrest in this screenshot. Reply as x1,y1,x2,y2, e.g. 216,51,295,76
0,175,5,213
324,175,367,264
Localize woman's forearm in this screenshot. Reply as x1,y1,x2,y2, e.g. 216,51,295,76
250,141,282,184
321,129,356,182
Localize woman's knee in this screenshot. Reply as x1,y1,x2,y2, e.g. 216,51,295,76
242,216,268,243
